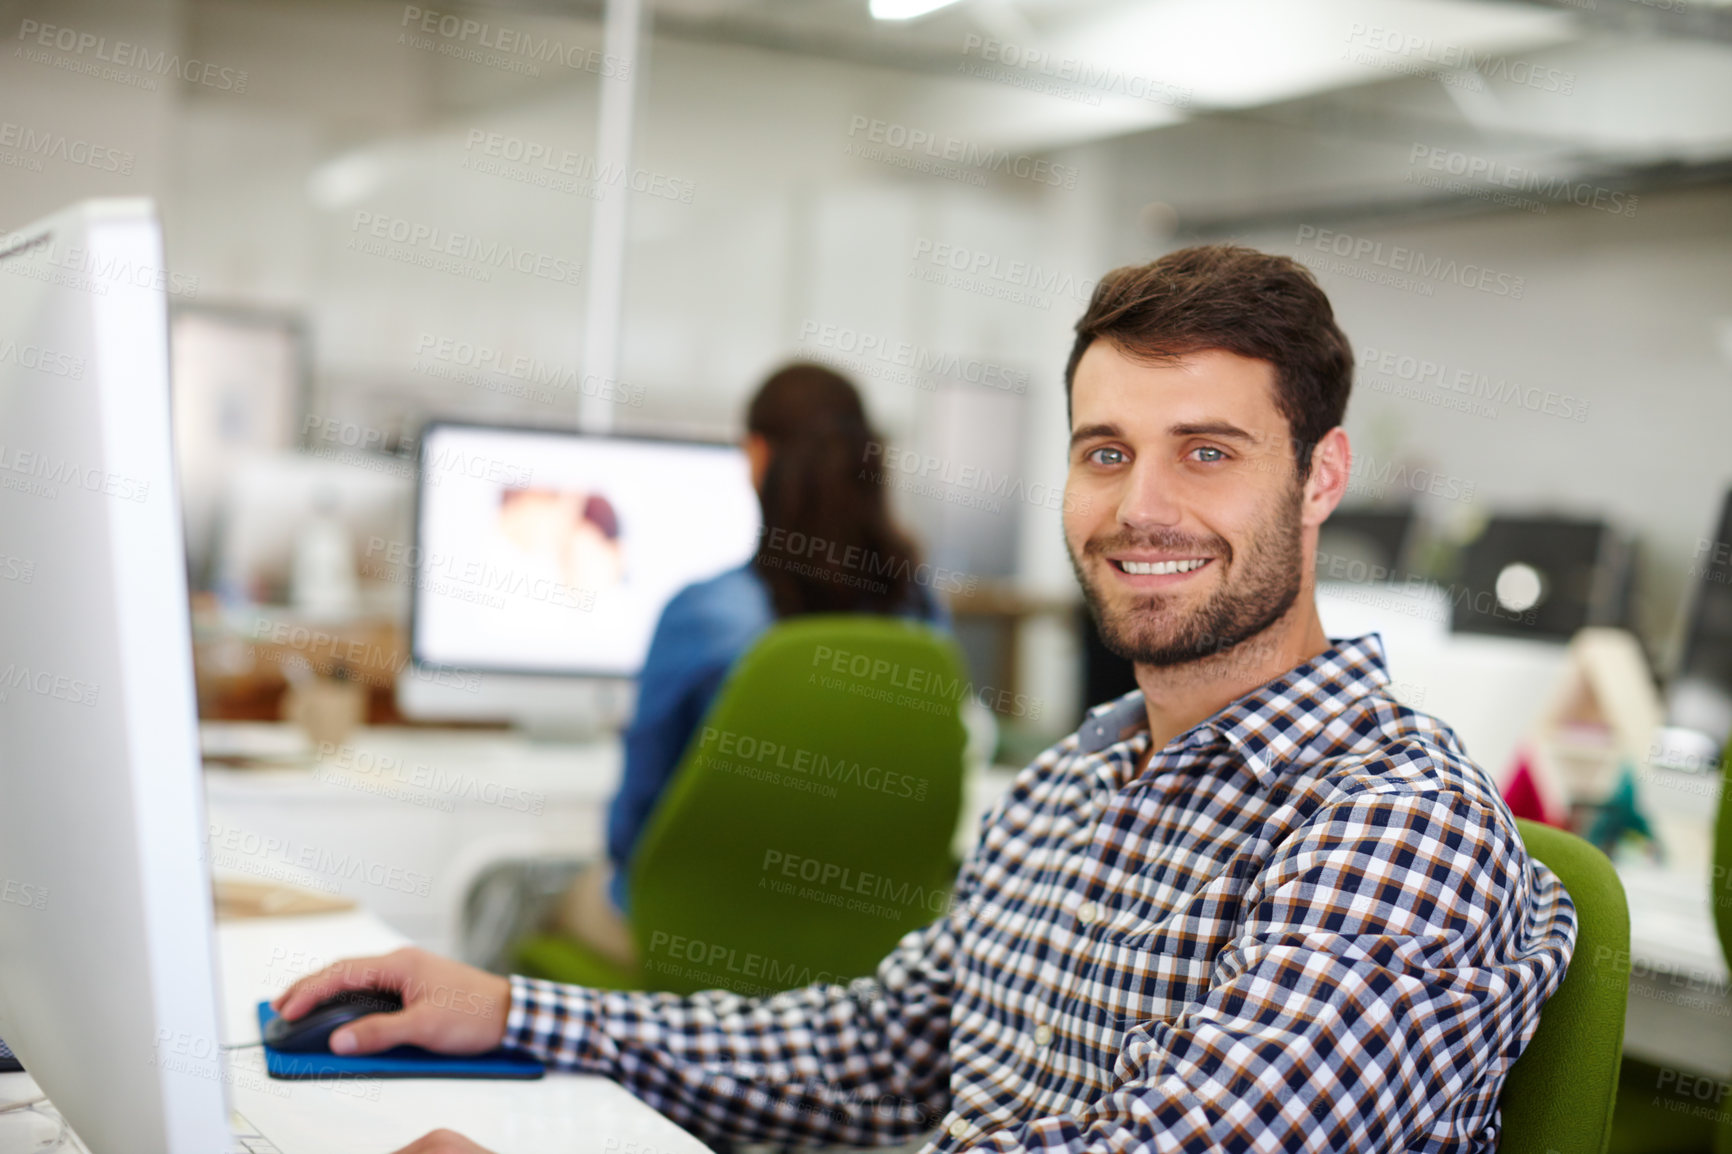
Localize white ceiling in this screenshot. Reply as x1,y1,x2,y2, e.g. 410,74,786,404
232,0,1732,221
620,0,1732,160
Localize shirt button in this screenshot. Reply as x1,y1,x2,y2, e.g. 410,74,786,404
948,1118,970,1140
1033,1024,1053,1047
1077,901,1099,925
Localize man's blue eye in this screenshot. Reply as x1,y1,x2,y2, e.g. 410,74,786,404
1090,447,1126,465
1194,447,1226,463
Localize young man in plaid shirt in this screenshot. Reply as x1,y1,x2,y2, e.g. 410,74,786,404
277,245,1576,1154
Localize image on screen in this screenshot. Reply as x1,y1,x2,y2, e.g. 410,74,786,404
411,423,761,677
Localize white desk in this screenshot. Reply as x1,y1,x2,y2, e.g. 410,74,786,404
1605,754,1732,1076
0,910,711,1154
201,722,1015,957
202,724,624,955
1618,856,1732,1077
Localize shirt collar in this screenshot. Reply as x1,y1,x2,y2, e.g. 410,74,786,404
1074,634,1392,784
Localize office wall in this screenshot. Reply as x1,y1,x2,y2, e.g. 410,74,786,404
0,0,180,228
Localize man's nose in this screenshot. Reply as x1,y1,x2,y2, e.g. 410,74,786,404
1115,461,1182,529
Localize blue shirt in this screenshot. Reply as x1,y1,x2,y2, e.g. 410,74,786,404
606,563,947,912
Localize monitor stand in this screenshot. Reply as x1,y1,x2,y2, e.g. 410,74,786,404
517,679,636,742
396,667,636,742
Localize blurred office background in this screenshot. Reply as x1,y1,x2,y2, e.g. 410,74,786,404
6,0,1732,734
6,0,1732,820
6,1,1732,1139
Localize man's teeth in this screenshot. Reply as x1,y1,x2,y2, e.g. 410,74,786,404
1120,559,1208,576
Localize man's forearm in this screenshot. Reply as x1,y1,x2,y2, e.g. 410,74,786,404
505,906,961,1147
506,975,947,1146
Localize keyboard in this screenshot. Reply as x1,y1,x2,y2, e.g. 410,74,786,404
230,1111,284,1154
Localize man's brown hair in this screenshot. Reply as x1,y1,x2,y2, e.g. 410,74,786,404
1064,244,1353,477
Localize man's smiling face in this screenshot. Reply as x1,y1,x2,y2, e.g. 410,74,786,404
1064,341,1314,669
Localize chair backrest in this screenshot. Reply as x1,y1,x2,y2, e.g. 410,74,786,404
1713,745,1732,971
627,615,969,996
1497,818,1631,1154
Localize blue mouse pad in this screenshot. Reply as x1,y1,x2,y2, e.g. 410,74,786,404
256,1002,544,1080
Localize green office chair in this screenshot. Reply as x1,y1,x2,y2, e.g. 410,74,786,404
1714,742,1732,1033
1712,745,1732,1154
1498,818,1631,1154
515,615,970,994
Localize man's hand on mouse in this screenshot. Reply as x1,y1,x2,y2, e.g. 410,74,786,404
270,947,511,1056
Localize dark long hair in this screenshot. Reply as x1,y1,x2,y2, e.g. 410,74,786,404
747,363,922,618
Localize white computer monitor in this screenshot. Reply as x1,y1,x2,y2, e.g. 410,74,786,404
0,200,231,1151
399,421,761,733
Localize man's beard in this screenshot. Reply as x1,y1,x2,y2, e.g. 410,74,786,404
1068,485,1304,669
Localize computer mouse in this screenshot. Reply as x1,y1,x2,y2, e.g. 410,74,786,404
263,988,404,1053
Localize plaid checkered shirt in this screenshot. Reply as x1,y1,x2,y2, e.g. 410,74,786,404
504,634,1577,1153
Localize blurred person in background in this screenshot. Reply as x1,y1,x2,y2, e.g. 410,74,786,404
550,362,949,965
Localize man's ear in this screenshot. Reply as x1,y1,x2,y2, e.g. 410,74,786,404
1301,427,1351,528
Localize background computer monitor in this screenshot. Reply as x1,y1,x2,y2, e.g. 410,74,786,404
1450,515,1634,641
1315,505,1417,582
399,421,761,733
0,200,231,1151
212,450,412,612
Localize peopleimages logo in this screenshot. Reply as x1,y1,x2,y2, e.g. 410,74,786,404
463,130,694,204
1295,225,1525,299
0,228,200,298
809,642,1043,721
202,820,434,898
1342,23,1575,95
0,337,85,379
348,211,583,286
959,35,1192,109
362,536,596,613
0,441,151,504
1347,453,1476,503
399,6,630,79
797,320,1027,395
15,19,250,92
0,878,48,911
1688,536,1732,588
909,238,1096,305
1358,344,1590,423
861,441,1080,515
412,333,645,407
1408,145,1638,218
760,849,953,920
644,930,846,992
697,725,931,800
315,740,548,815
845,116,1079,189
0,120,134,175
0,663,99,707
756,524,979,597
